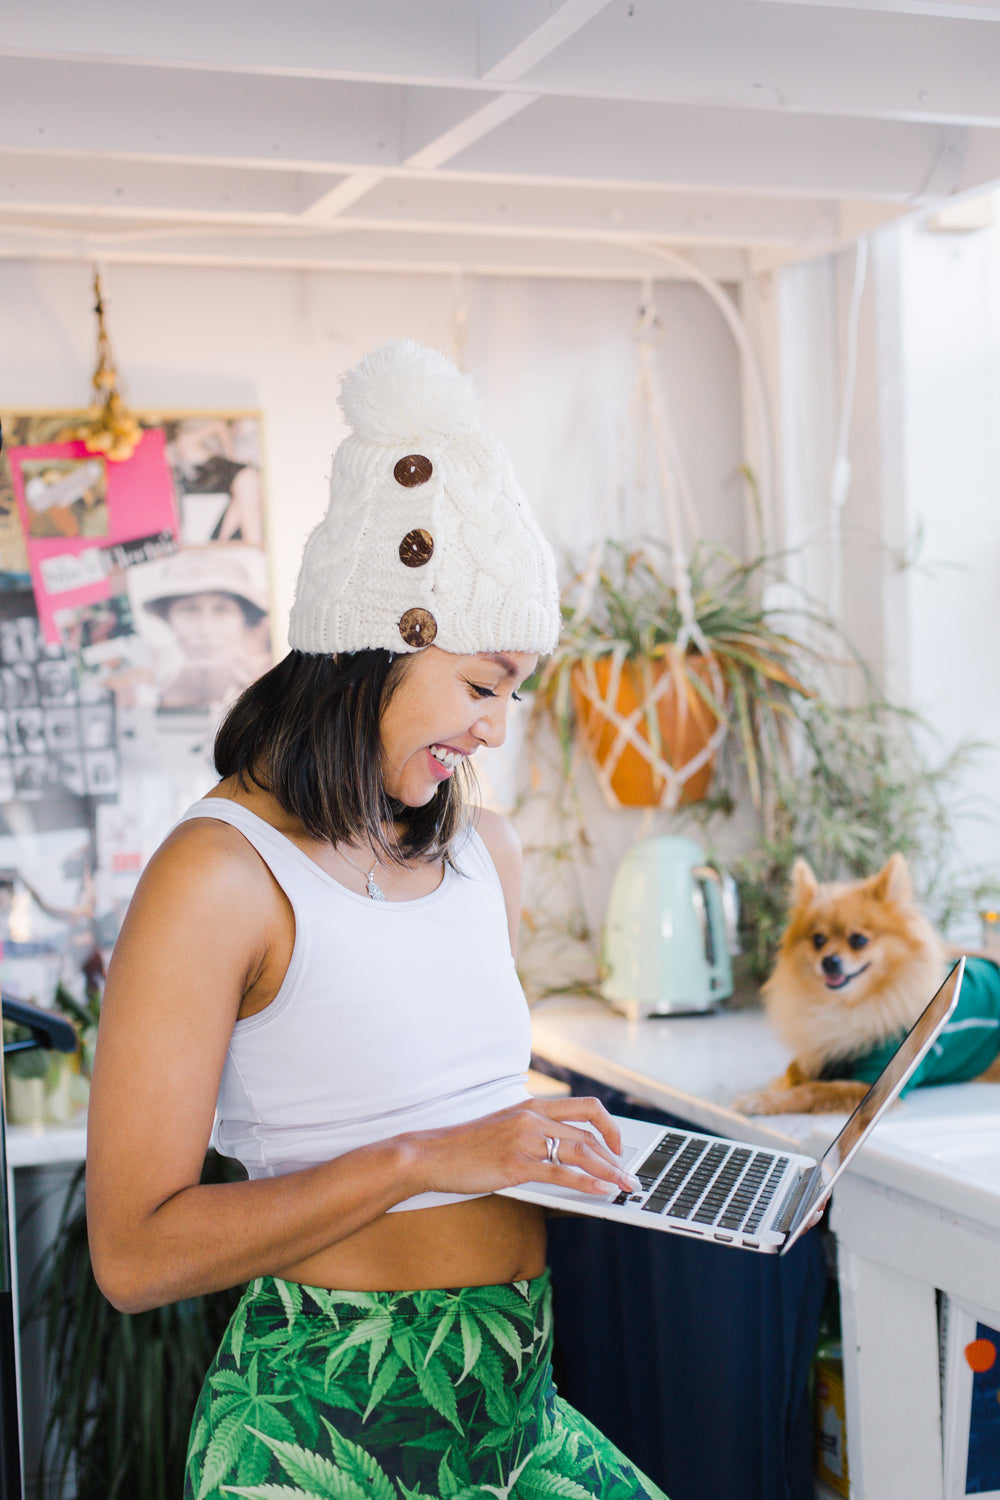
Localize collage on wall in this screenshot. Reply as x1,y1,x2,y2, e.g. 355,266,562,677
0,410,272,1010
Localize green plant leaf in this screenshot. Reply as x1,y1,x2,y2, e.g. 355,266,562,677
517,1468,596,1499
220,1486,325,1499
476,1306,525,1374
457,1310,483,1383
412,1345,463,1431
362,1350,403,1421
243,1427,369,1499
422,1307,455,1366
197,1407,250,1499
319,1417,399,1500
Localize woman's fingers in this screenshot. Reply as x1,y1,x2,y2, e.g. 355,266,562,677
413,1096,639,1198
534,1095,622,1155
532,1105,641,1196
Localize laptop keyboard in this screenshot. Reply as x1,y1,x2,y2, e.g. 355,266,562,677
613,1130,793,1235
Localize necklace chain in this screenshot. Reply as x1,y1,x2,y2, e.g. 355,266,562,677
338,846,386,902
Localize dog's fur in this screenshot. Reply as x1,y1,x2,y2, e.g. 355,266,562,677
736,852,1000,1115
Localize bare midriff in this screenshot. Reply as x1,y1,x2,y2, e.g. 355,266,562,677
275,1192,548,1292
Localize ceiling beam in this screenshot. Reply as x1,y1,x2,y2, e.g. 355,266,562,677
0,153,909,253
448,97,998,203
519,0,1000,126
478,0,616,82
0,0,482,83
0,217,756,280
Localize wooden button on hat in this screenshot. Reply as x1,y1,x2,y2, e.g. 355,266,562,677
393,454,433,487
398,529,434,567
398,608,437,647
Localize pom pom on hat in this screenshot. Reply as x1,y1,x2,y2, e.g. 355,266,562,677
339,339,481,445
288,339,560,658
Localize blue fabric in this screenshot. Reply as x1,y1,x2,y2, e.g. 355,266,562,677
845,955,1000,1093
535,1063,828,1500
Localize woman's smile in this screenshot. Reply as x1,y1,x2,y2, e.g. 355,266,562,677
427,744,465,776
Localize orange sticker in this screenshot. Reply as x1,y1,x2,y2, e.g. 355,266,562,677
964,1338,997,1374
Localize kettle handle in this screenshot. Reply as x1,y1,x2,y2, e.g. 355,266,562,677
693,865,730,982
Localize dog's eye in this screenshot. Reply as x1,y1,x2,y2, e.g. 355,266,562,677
847,932,869,951
812,933,827,950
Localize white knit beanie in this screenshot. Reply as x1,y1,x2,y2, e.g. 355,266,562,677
288,340,561,657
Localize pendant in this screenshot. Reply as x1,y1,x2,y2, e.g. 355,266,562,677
366,871,386,902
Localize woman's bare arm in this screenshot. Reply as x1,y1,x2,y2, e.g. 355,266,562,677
86,818,633,1313
473,807,524,957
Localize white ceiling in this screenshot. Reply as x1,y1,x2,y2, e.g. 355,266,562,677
2,0,1000,281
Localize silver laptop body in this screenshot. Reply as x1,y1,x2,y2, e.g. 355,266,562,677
502,959,964,1255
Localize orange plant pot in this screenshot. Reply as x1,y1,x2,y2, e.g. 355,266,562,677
570,651,720,808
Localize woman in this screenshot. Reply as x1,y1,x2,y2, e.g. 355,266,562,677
86,341,666,1500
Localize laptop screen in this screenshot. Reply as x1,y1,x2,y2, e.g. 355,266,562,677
818,958,964,1187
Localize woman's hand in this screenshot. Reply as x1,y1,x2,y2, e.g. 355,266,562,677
408,1096,642,1199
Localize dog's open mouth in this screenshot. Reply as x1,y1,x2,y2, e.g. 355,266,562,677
823,962,872,990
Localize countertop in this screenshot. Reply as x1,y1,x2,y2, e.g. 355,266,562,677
529,994,1000,1230
6,1115,87,1169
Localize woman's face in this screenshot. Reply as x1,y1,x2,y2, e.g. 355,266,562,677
165,592,248,664
379,646,537,807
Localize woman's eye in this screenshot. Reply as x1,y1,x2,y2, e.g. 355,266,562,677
468,682,522,702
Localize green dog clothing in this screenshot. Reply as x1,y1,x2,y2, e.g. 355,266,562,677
844,955,1000,1094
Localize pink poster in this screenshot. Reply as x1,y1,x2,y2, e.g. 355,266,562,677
7,427,180,642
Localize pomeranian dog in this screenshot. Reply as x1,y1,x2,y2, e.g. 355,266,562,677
736,852,1000,1115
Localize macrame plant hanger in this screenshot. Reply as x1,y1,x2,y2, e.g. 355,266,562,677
571,285,728,812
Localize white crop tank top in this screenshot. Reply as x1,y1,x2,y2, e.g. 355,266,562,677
175,799,533,1211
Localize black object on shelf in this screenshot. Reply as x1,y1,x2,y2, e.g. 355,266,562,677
1,995,79,1500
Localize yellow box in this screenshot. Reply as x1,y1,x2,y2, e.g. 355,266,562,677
815,1357,850,1498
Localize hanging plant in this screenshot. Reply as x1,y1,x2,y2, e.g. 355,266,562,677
568,646,720,808
538,540,815,811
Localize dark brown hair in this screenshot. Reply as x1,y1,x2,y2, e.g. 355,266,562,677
213,649,473,862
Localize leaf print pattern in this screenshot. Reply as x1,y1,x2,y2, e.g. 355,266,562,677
185,1271,669,1499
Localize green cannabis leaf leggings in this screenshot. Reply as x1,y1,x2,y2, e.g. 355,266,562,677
184,1269,669,1499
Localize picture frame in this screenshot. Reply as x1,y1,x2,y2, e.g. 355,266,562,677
940,1293,1000,1499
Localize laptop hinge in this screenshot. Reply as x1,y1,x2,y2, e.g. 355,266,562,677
774,1164,823,1235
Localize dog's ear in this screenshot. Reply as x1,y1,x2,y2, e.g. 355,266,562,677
791,858,818,904
870,851,912,903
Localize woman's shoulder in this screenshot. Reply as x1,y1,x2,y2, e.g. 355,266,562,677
466,808,523,921
468,807,522,871
140,793,284,907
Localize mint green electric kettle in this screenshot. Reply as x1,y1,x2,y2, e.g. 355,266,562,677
600,835,734,1018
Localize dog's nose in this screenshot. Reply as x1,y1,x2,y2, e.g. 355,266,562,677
821,954,843,977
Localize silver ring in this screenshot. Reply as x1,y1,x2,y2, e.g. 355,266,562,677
544,1135,560,1166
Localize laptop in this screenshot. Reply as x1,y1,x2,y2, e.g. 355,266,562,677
502,958,964,1255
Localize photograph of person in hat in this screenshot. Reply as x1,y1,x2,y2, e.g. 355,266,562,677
86,341,667,1500
131,545,272,711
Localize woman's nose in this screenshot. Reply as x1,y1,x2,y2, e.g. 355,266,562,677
474,699,508,749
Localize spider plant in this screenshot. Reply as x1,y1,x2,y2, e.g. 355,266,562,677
538,539,816,807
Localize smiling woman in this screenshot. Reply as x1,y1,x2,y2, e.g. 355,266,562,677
85,340,668,1500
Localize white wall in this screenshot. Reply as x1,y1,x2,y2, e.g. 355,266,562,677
892,206,1000,904
0,260,743,637
5,240,998,957
0,257,745,984
767,216,1000,937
